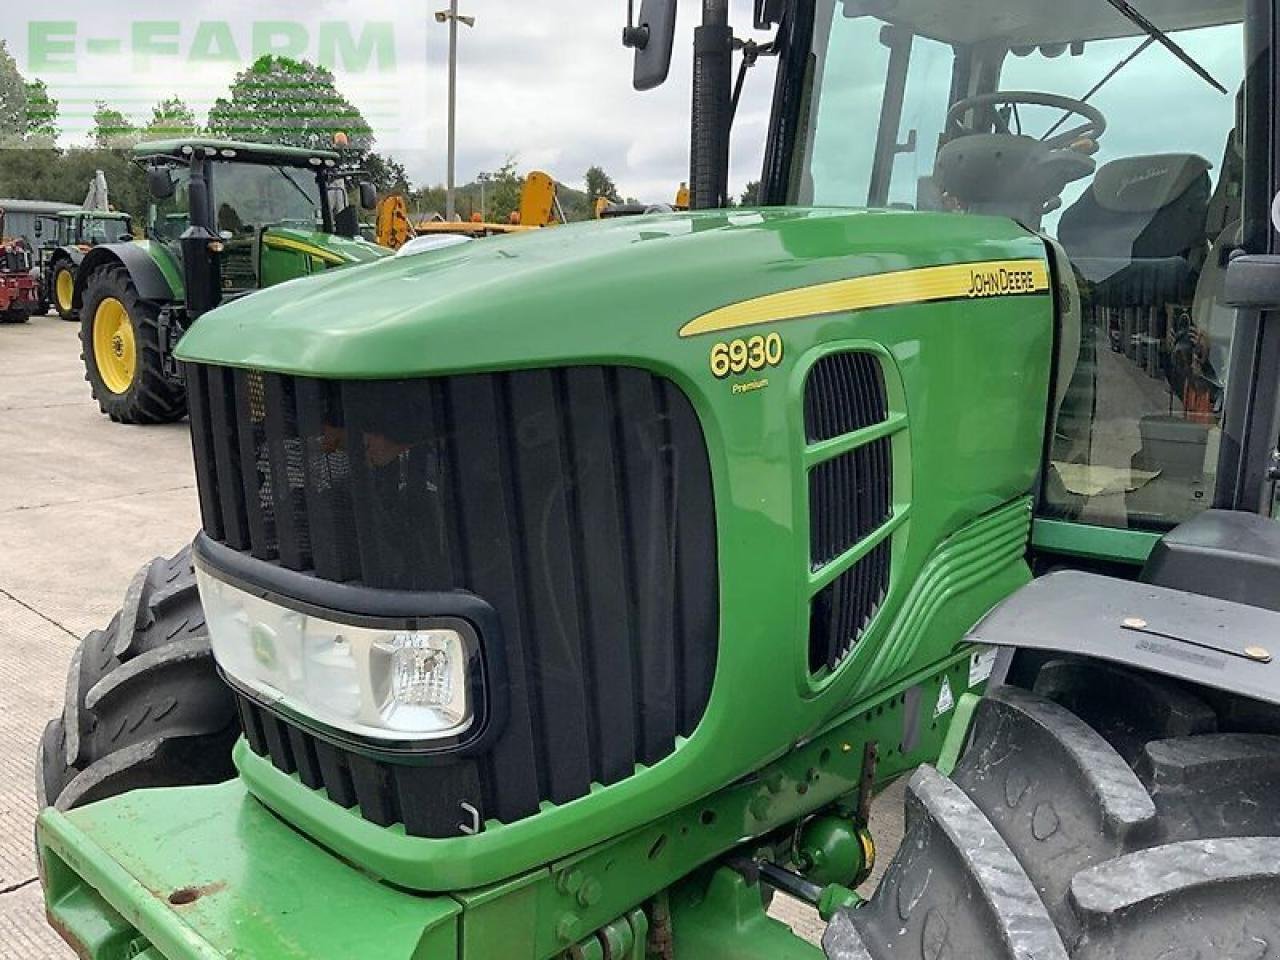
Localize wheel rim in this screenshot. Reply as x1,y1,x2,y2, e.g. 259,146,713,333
55,269,74,312
92,297,137,394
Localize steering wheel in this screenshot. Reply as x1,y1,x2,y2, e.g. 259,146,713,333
946,91,1107,151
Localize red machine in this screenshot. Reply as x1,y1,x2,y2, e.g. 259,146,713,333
0,207,40,324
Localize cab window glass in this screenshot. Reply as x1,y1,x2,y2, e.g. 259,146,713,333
149,168,192,243
791,1,1247,532
211,164,322,237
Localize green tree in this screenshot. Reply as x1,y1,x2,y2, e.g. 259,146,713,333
24,80,59,144
92,103,138,151
207,56,373,157
144,97,200,140
476,158,524,223
0,41,60,146
740,180,761,206
365,152,411,195
584,165,621,207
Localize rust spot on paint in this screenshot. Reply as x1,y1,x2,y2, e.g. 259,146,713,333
166,881,226,906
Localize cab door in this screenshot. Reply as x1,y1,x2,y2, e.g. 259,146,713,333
1032,2,1277,567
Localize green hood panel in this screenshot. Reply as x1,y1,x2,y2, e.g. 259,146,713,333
175,208,1044,377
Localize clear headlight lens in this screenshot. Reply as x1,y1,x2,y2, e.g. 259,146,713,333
196,569,473,743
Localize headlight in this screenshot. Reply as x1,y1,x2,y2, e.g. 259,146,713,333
196,568,476,744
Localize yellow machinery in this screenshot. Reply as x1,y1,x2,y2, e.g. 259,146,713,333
413,171,566,239
374,195,415,250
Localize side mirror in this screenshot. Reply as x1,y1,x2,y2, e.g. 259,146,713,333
626,0,677,92
359,181,378,211
148,167,176,200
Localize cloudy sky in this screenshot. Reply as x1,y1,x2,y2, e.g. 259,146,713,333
1,1,778,202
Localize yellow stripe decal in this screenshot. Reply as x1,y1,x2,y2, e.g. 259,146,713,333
262,235,350,266
679,259,1050,338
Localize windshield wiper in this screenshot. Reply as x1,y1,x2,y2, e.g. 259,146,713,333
1041,35,1156,141
1102,0,1227,94
273,166,320,213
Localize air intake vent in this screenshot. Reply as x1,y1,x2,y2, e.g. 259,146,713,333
804,352,889,443
808,437,893,568
809,538,891,673
804,350,895,674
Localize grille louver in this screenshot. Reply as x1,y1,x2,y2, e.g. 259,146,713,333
803,351,894,674
803,351,889,443
188,363,719,836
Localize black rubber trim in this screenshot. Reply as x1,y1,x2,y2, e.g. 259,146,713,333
192,533,509,762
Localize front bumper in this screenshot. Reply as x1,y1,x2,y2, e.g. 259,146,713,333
37,780,460,960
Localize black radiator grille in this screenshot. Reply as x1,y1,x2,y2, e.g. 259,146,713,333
188,363,719,836
804,351,889,443
808,538,892,673
808,437,893,569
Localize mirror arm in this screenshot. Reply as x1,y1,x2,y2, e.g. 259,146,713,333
622,0,649,48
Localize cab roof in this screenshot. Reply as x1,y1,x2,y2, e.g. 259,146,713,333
58,209,132,219
845,0,1241,45
134,138,341,166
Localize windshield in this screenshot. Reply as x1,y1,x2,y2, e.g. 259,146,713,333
211,163,325,236
789,0,1247,534
81,216,130,243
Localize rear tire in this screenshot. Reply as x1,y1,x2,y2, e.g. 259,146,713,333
823,658,1280,959
79,264,185,424
37,546,237,811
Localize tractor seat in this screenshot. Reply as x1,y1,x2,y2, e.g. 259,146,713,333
1058,153,1212,306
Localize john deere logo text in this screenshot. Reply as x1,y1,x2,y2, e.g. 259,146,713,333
967,266,1039,298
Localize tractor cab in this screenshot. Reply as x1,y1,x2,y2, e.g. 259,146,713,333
57,210,134,247
765,0,1257,543
137,139,381,303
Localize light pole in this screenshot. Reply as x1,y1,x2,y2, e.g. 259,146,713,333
435,2,475,221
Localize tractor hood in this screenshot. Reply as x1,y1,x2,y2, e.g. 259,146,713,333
176,208,1047,379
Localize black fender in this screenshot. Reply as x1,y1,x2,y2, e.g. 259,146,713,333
73,243,176,308
57,245,85,267
976,569,1280,707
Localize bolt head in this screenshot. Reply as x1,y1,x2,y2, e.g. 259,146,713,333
556,914,580,944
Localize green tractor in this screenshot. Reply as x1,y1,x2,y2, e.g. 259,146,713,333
37,209,136,321
34,1,1280,958
74,138,388,424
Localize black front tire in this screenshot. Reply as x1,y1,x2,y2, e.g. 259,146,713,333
824,658,1280,959
79,263,186,424
37,546,238,811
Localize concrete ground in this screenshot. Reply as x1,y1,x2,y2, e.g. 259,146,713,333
0,314,905,956
0,314,199,957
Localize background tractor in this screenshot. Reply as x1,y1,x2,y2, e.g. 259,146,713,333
32,1,1280,959
0,208,41,324
73,138,388,425
37,209,135,321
